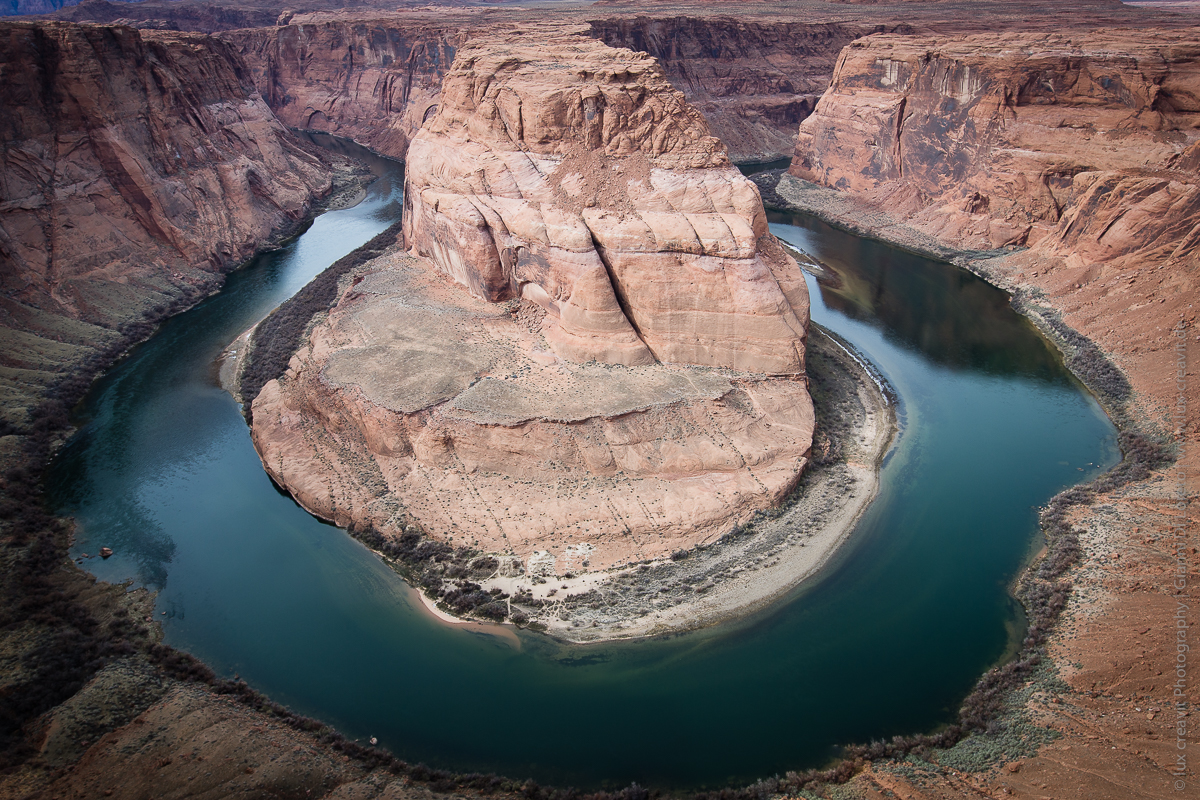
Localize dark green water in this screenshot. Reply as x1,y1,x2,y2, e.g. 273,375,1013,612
48,140,1118,790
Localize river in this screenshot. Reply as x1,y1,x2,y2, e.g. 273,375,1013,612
47,138,1118,790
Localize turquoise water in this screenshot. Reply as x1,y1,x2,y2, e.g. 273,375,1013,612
48,141,1118,790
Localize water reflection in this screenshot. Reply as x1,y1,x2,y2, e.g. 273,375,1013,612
770,211,1069,382
48,138,403,590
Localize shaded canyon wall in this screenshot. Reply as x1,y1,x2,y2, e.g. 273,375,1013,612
223,18,465,161
0,20,337,427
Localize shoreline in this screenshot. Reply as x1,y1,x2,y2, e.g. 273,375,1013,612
751,168,1199,797
319,321,896,644
499,324,896,643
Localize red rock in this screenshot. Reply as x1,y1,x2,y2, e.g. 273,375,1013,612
0,20,337,423
251,32,814,574
790,30,1200,255
590,17,867,162
787,28,1200,418
224,18,465,161
403,31,810,374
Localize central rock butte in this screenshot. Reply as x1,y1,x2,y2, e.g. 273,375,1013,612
250,31,815,577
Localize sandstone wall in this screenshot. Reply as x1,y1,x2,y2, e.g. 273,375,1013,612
589,16,882,162
786,28,1200,423
790,31,1200,254
223,18,464,161
0,21,335,424
403,33,809,374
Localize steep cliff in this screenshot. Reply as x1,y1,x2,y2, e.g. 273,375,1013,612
227,14,878,166
252,33,814,585
404,34,810,372
223,17,464,161
790,31,1200,253
786,30,1200,418
589,17,876,162
0,21,337,427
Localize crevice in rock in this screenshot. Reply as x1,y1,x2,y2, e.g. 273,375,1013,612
587,229,658,362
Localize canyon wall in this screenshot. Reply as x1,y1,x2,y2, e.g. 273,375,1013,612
226,13,878,166
790,31,1200,253
404,33,809,372
589,16,879,162
786,28,1200,416
0,20,337,426
223,17,465,161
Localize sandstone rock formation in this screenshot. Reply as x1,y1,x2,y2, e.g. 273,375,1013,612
225,17,465,161
787,29,1200,420
0,21,337,427
251,250,814,574
404,34,810,374
253,34,814,575
790,31,1200,255
590,17,873,163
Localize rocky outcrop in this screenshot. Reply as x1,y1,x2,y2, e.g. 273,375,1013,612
404,34,810,373
0,21,337,425
226,14,882,167
787,29,1200,418
252,33,814,577
250,249,815,574
590,17,878,162
223,18,464,161
790,31,1200,254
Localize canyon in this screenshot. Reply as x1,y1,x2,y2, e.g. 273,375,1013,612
0,0,1196,798
782,24,1200,443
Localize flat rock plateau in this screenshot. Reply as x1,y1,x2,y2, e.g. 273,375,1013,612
0,1,1197,798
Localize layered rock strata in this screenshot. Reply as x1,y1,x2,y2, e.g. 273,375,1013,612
0,21,336,426
253,34,814,576
788,29,1200,418
224,18,464,161
251,250,814,572
791,31,1200,254
590,17,873,162
404,35,810,374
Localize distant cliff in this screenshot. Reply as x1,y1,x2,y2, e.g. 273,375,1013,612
589,16,887,163
223,19,464,162
0,21,338,428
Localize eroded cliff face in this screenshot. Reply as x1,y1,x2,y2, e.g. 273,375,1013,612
590,17,877,163
252,33,814,579
404,34,810,373
790,31,1200,255
0,20,336,426
224,18,464,161
225,14,877,167
787,29,1199,419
